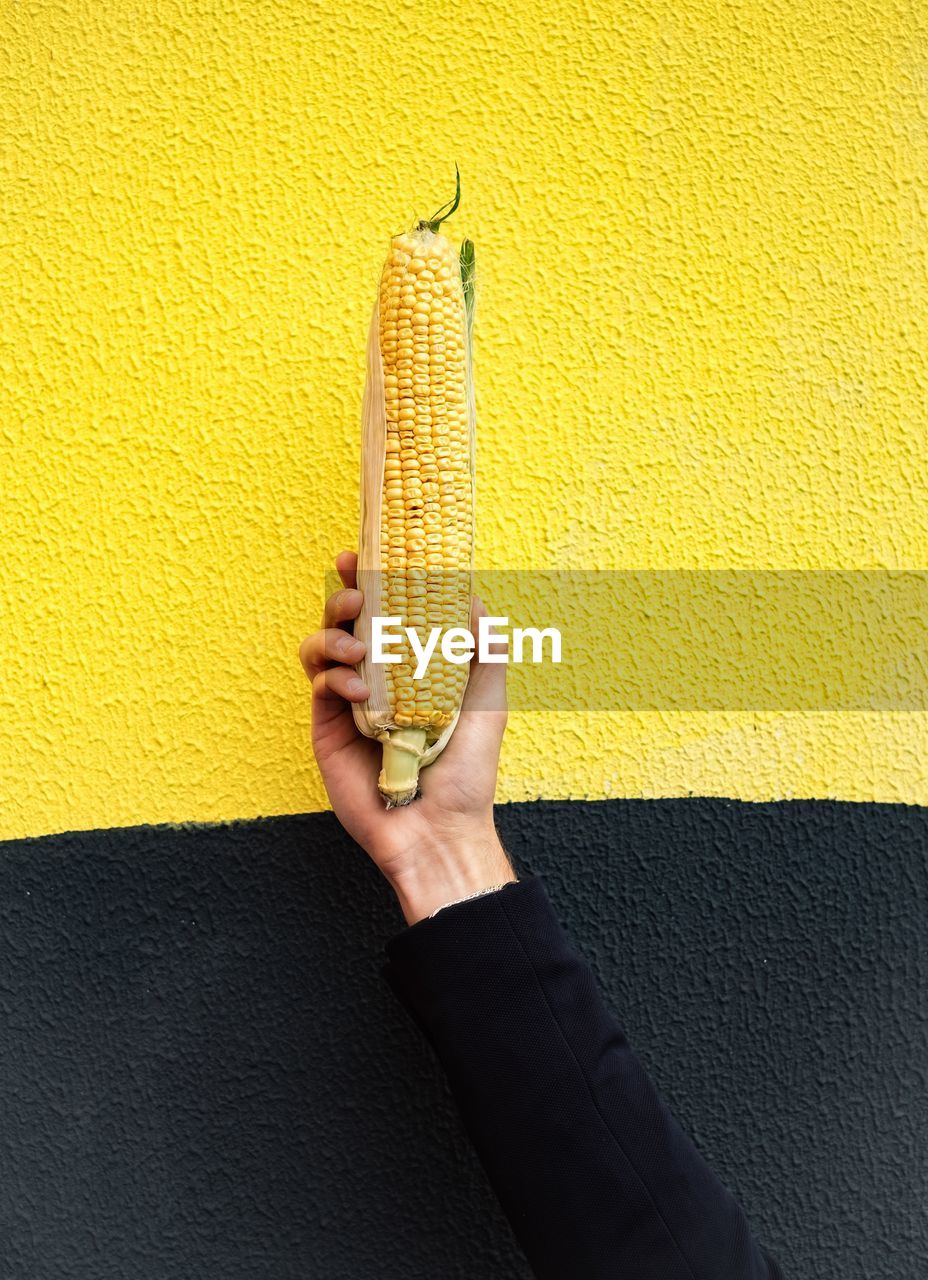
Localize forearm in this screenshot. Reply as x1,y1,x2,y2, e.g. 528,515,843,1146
384,878,780,1280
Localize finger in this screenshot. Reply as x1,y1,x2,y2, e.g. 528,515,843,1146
312,665,370,704
336,550,358,590
299,628,366,682
309,668,365,756
323,586,363,631
310,663,371,746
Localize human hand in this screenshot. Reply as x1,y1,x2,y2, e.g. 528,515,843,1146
300,551,515,924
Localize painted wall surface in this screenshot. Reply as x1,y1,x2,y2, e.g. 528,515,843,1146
2,800,927,1279
3,0,928,839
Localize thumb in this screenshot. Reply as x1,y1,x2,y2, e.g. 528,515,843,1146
424,596,508,783
458,595,508,715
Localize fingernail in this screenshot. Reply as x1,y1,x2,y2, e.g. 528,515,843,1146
347,677,368,696
336,635,359,656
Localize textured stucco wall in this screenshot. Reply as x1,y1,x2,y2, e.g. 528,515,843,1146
2,799,927,1278
2,0,928,838
2,8,925,1269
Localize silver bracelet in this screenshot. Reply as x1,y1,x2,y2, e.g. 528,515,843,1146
428,882,513,919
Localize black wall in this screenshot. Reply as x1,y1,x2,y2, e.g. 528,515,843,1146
1,798,926,1278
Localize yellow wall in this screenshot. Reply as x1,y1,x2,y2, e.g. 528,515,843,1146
2,0,927,839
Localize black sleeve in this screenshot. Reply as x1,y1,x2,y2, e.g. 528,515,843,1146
383,877,782,1280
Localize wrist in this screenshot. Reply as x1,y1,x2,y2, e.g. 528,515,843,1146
387,824,516,926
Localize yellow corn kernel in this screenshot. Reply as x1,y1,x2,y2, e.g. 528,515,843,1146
376,228,472,751
354,176,476,806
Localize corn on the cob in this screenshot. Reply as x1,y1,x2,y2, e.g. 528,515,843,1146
352,177,476,805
